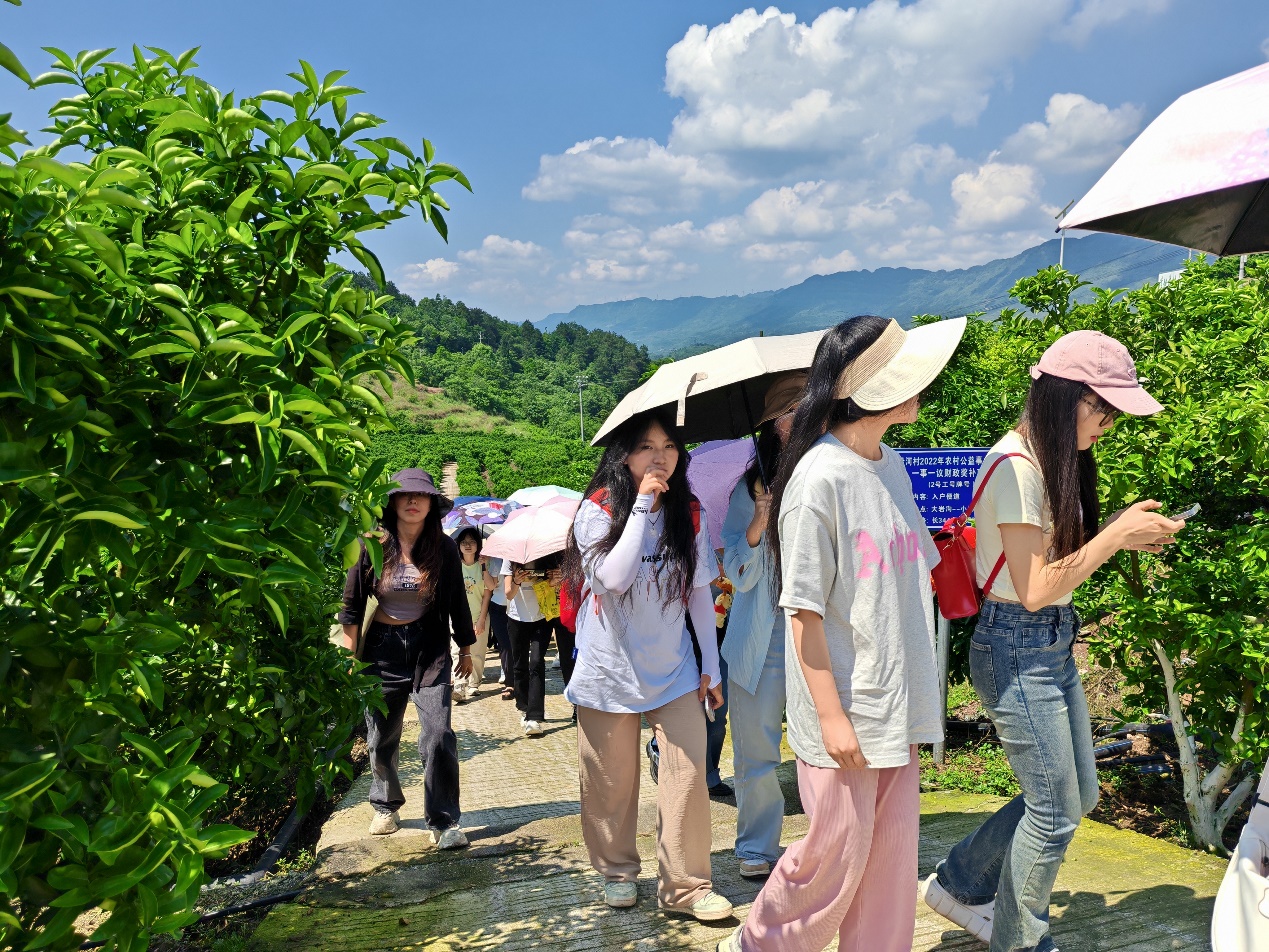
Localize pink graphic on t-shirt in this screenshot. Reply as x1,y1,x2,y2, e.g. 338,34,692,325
855,525,923,580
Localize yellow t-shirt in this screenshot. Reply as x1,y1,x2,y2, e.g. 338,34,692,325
973,430,1070,607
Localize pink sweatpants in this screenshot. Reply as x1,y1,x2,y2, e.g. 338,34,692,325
741,748,920,952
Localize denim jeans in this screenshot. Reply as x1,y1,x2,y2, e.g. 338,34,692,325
706,653,730,788
363,620,460,829
935,600,1099,952
730,623,787,864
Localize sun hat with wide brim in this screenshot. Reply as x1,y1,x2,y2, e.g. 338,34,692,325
388,468,454,518
834,317,967,411
757,370,809,425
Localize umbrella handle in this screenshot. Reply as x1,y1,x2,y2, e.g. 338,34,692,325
739,382,769,490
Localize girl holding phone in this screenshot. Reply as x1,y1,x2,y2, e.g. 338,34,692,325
563,409,731,921
923,331,1185,952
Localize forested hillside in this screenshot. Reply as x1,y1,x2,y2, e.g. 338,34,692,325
358,277,654,441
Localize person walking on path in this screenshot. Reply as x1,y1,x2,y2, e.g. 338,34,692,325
719,371,805,880
923,331,1186,952
720,315,966,952
486,553,514,697
502,559,552,737
563,408,733,922
453,528,496,702
338,468,475,849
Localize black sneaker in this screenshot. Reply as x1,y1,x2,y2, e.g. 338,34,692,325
646,737,659,785
708,781,735,800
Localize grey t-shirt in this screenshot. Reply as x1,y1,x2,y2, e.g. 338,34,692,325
778,435,943,769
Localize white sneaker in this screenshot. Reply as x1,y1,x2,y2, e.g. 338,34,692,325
922,872,994,943
739,858,770,878
368,810,399,835
498,672,507,684
604,880,638,908
452,685,469,704
717,925,744,952
524,720,544,737
662,890,733,922
431,826,468,850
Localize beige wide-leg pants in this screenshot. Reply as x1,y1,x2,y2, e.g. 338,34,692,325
576,690,714,909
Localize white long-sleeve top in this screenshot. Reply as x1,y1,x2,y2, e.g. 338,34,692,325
564,492,720,713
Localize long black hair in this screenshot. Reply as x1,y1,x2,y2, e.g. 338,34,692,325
379,494,446,602
1017,373,1116,561
744,421,783,500
765,316,893,581
562,408,697,609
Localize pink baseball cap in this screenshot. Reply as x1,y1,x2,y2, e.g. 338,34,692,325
1031,331,1163,416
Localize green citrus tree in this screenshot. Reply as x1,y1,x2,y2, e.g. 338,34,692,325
0,45,468,950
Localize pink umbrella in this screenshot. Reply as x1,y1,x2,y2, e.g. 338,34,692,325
1061,61,1269,255
688,439,756,551
482,497,580,564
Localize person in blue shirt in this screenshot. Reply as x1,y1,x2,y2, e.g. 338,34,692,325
720,371,805,880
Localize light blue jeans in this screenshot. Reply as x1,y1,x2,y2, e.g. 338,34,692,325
936,600,1099,952
729,626,787,864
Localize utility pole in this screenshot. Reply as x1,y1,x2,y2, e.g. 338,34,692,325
1054,199,1075,269
576,375,590,442
477,329,484,346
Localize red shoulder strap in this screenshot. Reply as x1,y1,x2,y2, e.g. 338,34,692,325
689,497,702,535
959,452,1035,524
588,488,613,516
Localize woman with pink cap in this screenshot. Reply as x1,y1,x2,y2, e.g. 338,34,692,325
923,331,1187,952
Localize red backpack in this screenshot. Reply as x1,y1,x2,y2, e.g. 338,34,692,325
559,490,703,632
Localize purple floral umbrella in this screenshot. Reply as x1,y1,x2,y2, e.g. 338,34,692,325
688,439,756,551
443,499,522,536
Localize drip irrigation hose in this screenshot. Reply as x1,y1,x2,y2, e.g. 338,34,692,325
213,801,308,888
1093,739,1133,759
78,891,305,950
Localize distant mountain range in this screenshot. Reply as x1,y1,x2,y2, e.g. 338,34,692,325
540,234,1191,355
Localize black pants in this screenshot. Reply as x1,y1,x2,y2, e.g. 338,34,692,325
508,616,550,722
362,620,460,829
551,618,576,686
488,601,512,684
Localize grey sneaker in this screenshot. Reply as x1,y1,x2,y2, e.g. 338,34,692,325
368,810,399,836
431,826,468,850
662,890,733,922
921,873,993,942
604,880,638,908
739,858,771,878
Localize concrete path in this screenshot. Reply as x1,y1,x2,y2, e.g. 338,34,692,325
253,651,1225,951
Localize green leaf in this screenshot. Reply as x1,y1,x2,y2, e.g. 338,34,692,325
0,443,45,482
0,759,57,801
348,243,384,290
30,71,78,87
282,427,327,472
153,110,211,136
69,508,147,530
74,223,127,278
225,184,257,227
0,40,31,85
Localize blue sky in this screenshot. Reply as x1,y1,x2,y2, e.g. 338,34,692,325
4,1,1268,322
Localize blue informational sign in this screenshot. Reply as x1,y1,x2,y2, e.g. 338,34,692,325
897,448,989,530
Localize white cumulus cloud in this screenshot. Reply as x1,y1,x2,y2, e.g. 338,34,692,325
399,258,460,289
1004,93,1142,172
522,136,747,206
1060,0,1170,45
784,248,861,281
951,162,1042,228
664,1,1069,156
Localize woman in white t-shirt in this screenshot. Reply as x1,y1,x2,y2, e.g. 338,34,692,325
721,315,966,952
923,331,1185,952
561,409,732,922
502,557,552,738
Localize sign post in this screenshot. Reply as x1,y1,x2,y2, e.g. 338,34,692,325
897,448,989,765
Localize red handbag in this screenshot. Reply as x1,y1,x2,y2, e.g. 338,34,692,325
931,452,1032,620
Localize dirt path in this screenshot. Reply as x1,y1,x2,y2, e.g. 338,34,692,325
254,653,1226,950
440,460,460,498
